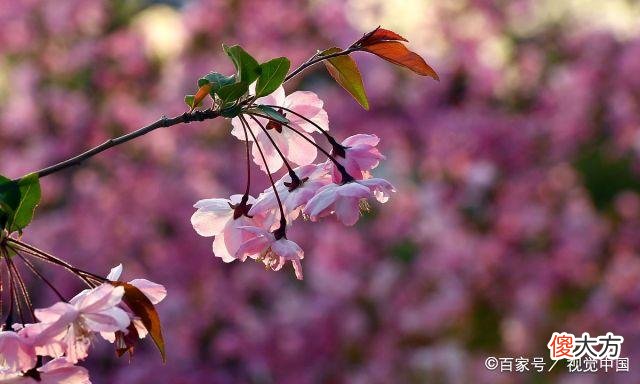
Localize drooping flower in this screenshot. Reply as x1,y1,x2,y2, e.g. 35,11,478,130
249,164,333,227
191,194,262,262
303,178,396,225
29,284,130,364
330,134,385,183
235,226,304,280
230,85,329,173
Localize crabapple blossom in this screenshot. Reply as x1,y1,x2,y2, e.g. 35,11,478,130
303,178,396,225
235,226,304,280
230,85,329,173
191,194,262,262
249,164,333,225
31,284,130,363
330,134,385,183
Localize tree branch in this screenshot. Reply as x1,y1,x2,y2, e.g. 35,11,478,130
33,109,221,179
26,43,360,180
284,47,359,83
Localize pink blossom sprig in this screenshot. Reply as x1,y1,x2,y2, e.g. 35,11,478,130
0,24,436,381
0,236,166,383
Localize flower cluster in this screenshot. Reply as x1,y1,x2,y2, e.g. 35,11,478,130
0,241,166,384
192,85,394,279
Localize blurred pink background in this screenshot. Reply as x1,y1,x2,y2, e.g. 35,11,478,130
2,0,640,383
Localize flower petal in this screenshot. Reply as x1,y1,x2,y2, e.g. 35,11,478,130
129,279,167,305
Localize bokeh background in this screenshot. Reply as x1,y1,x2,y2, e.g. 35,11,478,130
2,0,640,383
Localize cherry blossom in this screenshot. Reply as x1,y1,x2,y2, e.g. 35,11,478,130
191,194,262,262
31,285,130,363
303,182,371,225
234,226,304,280
303,178,396,225
330,134,385,183
249,164,333,225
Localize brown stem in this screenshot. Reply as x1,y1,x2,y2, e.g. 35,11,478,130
247,114,300,184
285,47,358,83
7,239,105,286
248,112,354,183
239,116,288,237
262,105,346,157
25,109,221,180
10,246,68,302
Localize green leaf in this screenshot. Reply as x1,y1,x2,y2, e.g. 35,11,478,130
199,72,236,93
197,78,209,88
222,44,261,85
0,175,20,230
184,95,195,109
217,81,248,105
10,173,41,233
0,173,41,233
321,47,369,110
220,105,242,118
255,57,290,97
252,105,289,123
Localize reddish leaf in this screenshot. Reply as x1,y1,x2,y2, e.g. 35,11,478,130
114,323,140,359
190,83,213,112
358,26,408,46
112,282,166,363
321,47,369,110
363,41,439,80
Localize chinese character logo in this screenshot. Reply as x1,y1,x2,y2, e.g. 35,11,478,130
547,332,575,360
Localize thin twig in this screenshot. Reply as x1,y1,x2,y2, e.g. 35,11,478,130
247,112,353,182
28,109,221,180
11,247,67,301
247,114,299,182
284,47,359,83
239,116,288,236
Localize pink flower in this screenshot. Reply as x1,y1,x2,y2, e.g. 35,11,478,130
191,194,261,262
235,226,304,280
330,134,385,183
100,264,167,343
0,331,36,373
30,284,130,363
105,264,166,305
0,358,90,384
303,182,371,226
231,85,329,173
303,178,396,225
249,164,332,226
